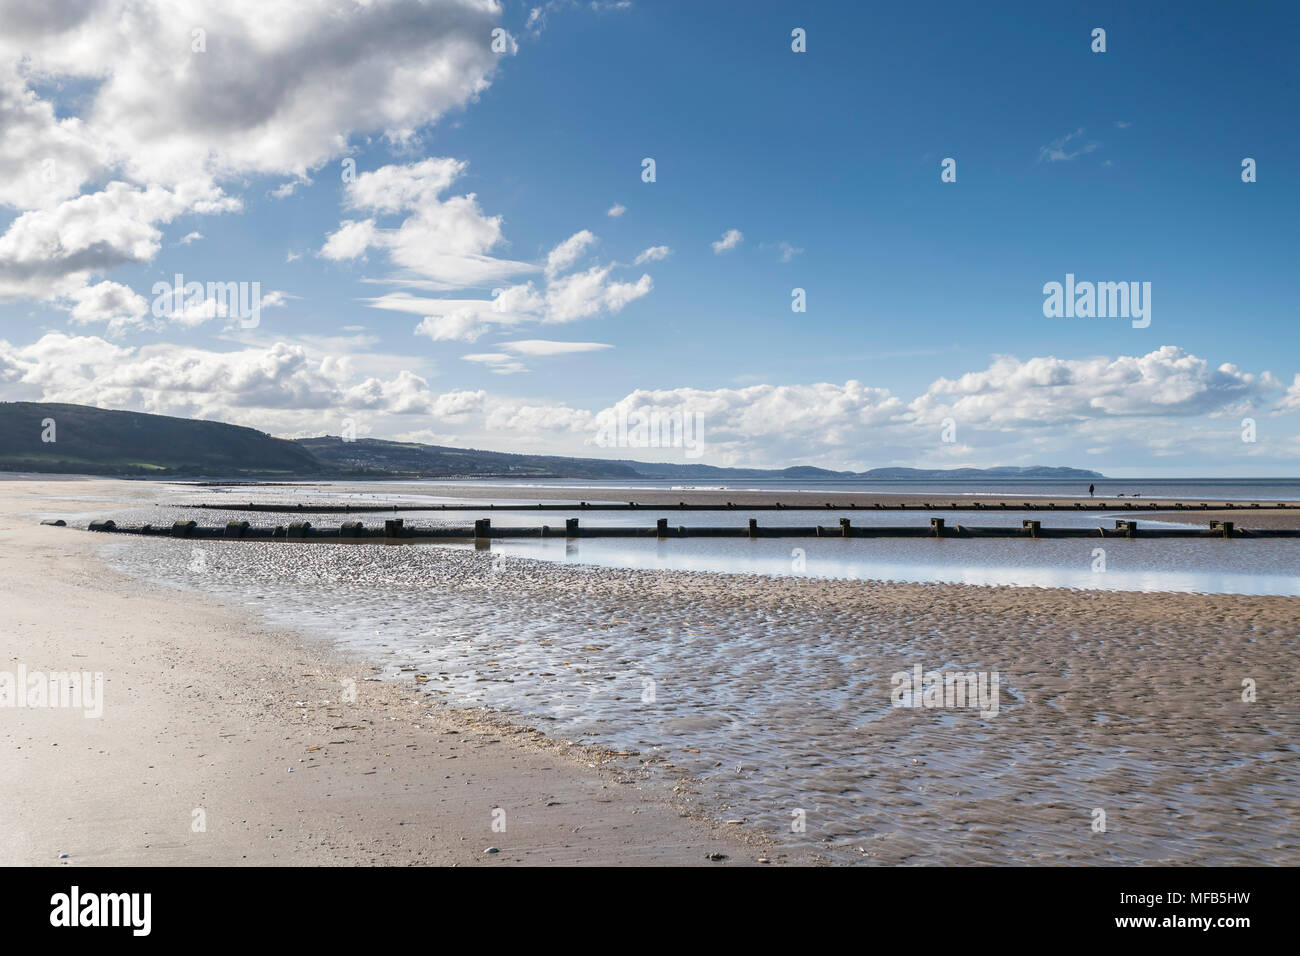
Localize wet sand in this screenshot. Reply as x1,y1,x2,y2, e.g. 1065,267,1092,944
0,477,802,866
6,476,1298,865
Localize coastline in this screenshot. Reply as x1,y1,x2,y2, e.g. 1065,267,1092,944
0,478,808,866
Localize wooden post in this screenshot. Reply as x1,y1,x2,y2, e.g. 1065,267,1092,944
287,521,311,538
340,521,363,537
172,520,195,537
930,517,945,536
656,518,668,537
384,518,404,538
748,518,758,538
1114,520,1137,538
88,520,117,532
224,520,249,538
1022,519,1040,538
565,517,579,537
474,518,491,539
840,518,851,537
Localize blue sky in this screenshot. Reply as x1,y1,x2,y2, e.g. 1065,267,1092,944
1,0,1297,475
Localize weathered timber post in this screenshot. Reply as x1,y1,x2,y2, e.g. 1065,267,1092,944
224,521,249,538
748,518,758,538
384,518,404,538
931,517,945,537
565,517,579,537
474,518,491,540
88,520,117,532
340,521,364,537
656,518,668,538
172,520,195,537
840,518,851,537
1114,520,1137,538
1022,519,1040,538
287,521,311,538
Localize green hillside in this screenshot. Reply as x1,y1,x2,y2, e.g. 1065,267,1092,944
0,402,325,477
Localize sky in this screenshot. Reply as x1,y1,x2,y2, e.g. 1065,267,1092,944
0,0,1297,477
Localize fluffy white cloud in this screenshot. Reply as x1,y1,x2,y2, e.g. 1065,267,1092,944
0,0,506,190
4,330,1291,471
606,203,626,218
321,157,535,289
0,0,510,316
65,281,150,335
544,265,651,322
911,346,1277,428
545,229,596,277
0,180,239,302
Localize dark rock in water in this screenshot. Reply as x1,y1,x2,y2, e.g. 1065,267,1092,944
40,519,67,527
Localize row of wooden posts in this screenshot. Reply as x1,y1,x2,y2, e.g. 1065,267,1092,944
79,517,1293,540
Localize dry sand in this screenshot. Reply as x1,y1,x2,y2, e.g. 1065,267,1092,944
0,477,803,866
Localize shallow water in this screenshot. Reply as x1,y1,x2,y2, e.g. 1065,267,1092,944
96,497,1300,596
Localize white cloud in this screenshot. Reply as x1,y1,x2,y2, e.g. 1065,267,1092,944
0,0,505,191
911,347,1278,432
606,203,626,218
0,179,240,302
500,339,612,356
321,157,536,289
2,335,1294,469
545,229,596,277
320,218,379,261
65,281,150,335
462,352,527,375
711,228,743,253
634,244,671,264
177,231,203,246
0,0,509,316
544,265,651,322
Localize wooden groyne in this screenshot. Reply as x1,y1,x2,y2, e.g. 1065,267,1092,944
79,517,1298,540
185,499,1294,514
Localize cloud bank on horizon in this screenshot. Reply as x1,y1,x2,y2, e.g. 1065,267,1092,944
0,0,1296,475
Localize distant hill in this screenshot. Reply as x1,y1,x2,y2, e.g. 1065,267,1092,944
0,402,323,477
0,402,1104,480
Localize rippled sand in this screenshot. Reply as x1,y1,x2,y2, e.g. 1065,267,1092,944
105,527,1300,866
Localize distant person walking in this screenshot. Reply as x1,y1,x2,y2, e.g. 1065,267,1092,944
1089,483,1095,497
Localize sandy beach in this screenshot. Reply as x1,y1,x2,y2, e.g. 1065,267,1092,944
4,476,1298,866
0,477,802,866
